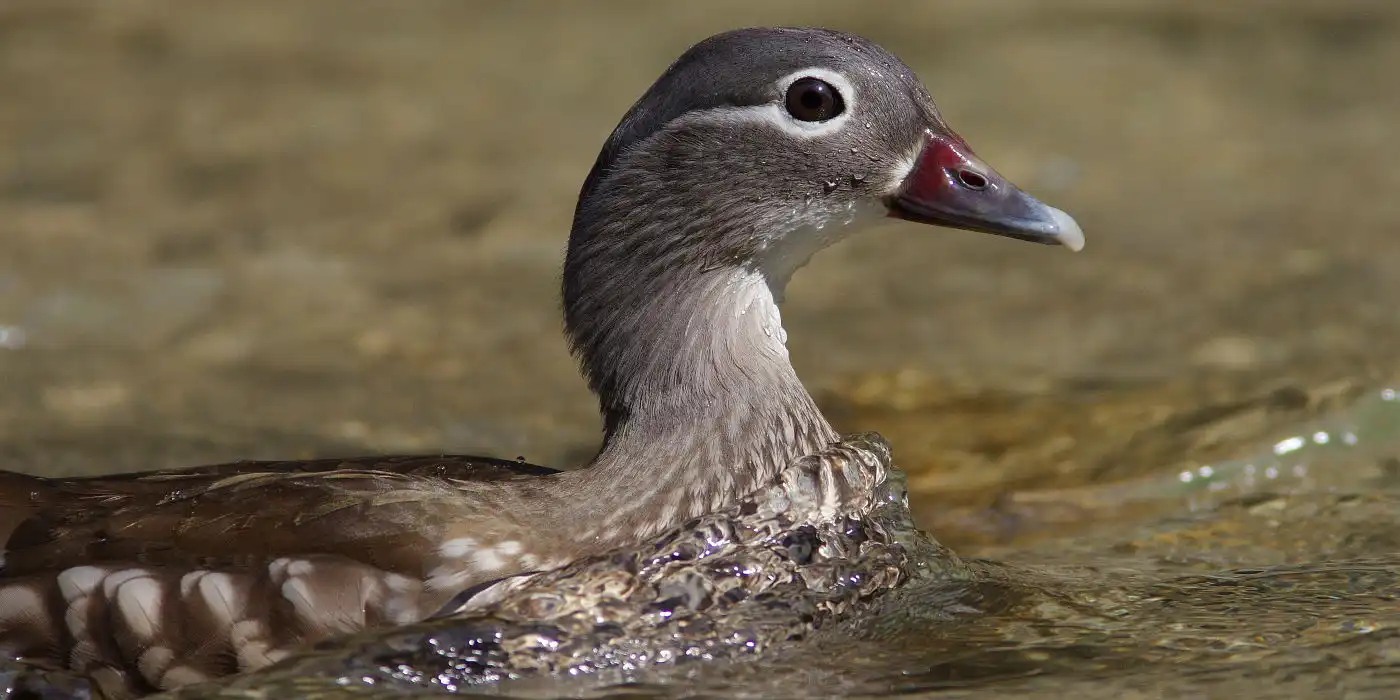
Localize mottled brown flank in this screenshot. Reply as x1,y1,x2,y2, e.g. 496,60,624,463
0,455,558,697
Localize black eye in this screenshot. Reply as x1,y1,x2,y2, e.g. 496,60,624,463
784,77,845,122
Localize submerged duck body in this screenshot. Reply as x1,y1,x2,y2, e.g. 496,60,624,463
0,27,1082,695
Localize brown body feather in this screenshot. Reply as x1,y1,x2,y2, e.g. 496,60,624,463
2,455,553,575
0,456,557,697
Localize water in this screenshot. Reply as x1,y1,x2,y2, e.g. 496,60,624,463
3,1,1400,697
842,388,1400,699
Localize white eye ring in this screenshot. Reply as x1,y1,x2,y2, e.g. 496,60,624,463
772,67,857,135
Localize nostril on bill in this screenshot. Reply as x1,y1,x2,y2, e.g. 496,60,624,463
954,168,989,190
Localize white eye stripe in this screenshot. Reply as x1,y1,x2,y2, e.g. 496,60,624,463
691,104,837,139
683,66,857,140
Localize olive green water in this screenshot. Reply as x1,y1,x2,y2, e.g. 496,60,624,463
3,1,1400,697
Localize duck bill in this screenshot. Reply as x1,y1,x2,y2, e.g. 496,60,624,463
887,131,1084,252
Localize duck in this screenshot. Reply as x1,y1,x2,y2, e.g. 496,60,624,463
0,26,1083,696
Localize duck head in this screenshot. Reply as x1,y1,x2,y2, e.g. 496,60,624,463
565,27,1084,421
568,27,1082,301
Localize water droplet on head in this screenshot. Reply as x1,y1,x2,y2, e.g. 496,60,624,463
822,180,839,194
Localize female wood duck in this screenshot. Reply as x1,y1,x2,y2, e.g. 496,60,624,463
0,27,1082,694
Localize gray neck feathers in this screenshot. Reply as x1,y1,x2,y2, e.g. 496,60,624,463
559,159,838,541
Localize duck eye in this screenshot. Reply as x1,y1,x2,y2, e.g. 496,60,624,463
784,77,845,122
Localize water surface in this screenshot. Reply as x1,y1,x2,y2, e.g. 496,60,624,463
3,2,1399,697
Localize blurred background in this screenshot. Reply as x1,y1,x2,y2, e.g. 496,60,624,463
2,0,1398,550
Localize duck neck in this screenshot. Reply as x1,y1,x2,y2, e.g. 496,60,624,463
558,257,838,543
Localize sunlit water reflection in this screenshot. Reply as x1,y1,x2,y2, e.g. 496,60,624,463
1018,387,1400,518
